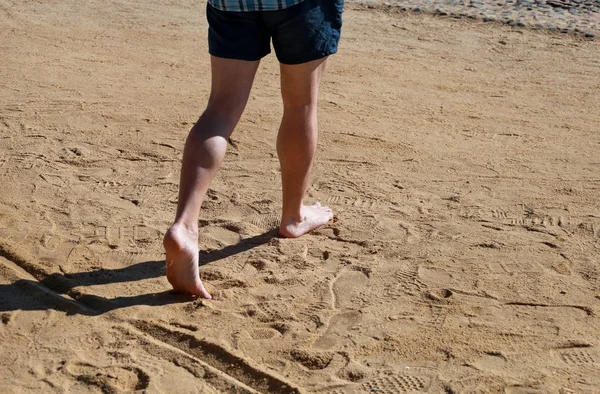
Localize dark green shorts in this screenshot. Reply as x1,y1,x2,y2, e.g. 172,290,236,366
207,0,343,65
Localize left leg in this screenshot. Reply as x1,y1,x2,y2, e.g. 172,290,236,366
268,0,344,237
277,58,333,238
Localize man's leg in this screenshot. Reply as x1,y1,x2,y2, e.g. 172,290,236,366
278,57,334,238
164,56,260,298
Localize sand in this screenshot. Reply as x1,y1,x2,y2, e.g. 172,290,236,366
1,0,600,392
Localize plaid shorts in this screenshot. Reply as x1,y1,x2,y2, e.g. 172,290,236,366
207,0,343,64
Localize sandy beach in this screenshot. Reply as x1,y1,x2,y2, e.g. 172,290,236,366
1,0,600,392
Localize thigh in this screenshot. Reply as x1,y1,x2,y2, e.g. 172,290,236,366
267,0,344,65
207,4,271,61
280,57,328,108
207,56,260,126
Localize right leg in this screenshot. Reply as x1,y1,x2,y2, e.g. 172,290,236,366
164,56,259,298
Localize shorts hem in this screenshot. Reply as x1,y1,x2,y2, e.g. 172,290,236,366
208,50,271,62
277,47,338,65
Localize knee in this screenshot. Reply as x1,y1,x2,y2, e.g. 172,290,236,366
282,101,318,122
204,97,247,129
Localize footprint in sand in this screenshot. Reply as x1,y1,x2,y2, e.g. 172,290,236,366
325,193,379,211
471,352,509,372
336,359,373,383
248,212,281,231
426,306,449,329
249,327,280,340
334,215,409,243
213,278,248,290
65,361,150,392
384,264,427,298
290,348,334,370
313,310,362,350
554,346,600,366
274,237,308,258
362,373,430,393
200,224,242,247
332,269,369,310
301,278,335,320
417,265,453,287
319,178,361,196
371,217,413,243
462,302,590,342
248,300,296,323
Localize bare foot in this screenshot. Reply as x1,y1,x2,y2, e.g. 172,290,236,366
163,223,212,299
279,202,334,238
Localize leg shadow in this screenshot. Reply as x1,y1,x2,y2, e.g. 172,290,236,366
0,229,278,315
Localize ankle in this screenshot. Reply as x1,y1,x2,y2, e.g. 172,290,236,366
281,207,303,222
169,221,198,239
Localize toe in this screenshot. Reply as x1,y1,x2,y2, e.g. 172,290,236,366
197,281,212,299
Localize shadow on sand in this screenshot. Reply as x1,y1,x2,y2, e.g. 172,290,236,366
0,230,277,316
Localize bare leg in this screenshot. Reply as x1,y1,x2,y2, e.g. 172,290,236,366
278,57,334,238
164,56,260,297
